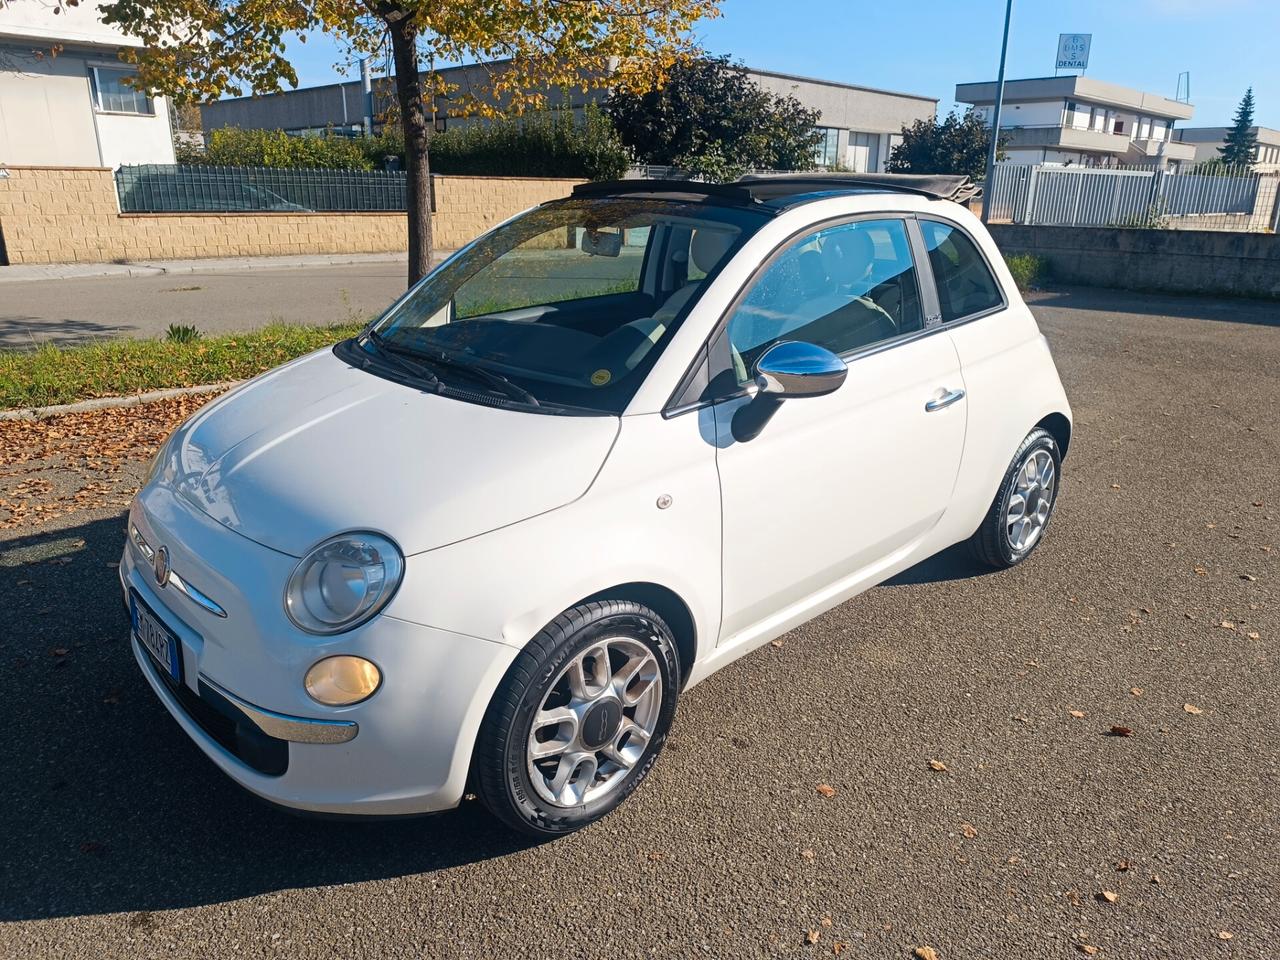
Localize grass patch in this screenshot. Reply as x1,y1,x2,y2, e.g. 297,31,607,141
1004,253,1051,291
0,322,364,411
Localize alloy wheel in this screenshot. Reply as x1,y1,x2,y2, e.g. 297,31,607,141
526,636,663,807
1006,448,1056,552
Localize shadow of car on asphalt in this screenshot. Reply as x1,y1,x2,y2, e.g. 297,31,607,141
0,513,538,923
0,511,993,921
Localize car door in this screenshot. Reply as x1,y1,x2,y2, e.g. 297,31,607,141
708,216,968,645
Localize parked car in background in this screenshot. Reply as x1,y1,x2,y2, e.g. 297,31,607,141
121,174,1072,836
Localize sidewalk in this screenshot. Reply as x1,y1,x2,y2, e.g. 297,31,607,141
0,251,413,284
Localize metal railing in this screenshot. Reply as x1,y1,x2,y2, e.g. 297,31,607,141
987,162,1280,232
115,164,410,213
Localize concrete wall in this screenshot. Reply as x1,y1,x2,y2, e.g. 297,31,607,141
0,167,579,264
989,223,1280,299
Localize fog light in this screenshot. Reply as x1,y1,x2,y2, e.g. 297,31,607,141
304,656,381,706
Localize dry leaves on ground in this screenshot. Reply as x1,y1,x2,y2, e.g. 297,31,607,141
1183,703,1203,715
913,948,939,960
0,392,221,530
928,760,947,772
814,784,837,798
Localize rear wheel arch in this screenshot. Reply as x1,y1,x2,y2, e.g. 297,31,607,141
1036,412,1072,460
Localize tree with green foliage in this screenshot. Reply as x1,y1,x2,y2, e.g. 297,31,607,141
1219,88,1259,168
94,0,720,286
605,55,823,180
887,109,1007,179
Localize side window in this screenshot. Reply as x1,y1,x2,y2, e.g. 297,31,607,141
724,219,922,383
918,220,1004,323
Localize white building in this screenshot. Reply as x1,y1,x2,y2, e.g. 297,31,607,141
956,76,1196,169
0,1,174,167
1174,126,1280,173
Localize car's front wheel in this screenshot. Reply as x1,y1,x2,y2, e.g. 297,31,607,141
970,426,1062,569
473,600,680,837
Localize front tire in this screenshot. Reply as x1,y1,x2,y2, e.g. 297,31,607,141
970,427,1061,569
473,600,680,837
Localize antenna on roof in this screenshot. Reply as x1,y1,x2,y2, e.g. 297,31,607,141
1176,71,1191,104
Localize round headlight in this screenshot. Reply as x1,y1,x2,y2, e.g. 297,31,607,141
285,532,404,635
305,655,382,706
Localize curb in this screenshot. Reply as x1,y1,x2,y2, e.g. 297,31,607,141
0,381,241,421
0,252,414,284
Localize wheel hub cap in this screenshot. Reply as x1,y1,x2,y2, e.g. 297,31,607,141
1006,449,1056,552
526,636,662,808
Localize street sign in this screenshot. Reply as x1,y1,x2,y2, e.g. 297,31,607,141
1056,33,1091,71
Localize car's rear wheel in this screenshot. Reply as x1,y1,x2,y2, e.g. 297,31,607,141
473,600,680,837
970,427,1061,569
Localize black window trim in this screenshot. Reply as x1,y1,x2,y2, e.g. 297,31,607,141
664,210,952,418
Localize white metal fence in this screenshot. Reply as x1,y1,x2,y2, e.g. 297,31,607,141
988,163,1280,232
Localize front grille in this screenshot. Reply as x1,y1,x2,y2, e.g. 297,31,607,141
146,647,289,777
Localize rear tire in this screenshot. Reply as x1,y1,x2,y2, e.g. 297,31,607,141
970,427,1061,569
473,600,680,837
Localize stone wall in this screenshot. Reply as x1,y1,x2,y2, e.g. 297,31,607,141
989,223,1280,300
0,167,580,265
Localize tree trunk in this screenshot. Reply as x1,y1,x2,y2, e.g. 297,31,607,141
387,14,432,286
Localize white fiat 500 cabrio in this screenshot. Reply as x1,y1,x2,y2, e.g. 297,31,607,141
122,174,1071,836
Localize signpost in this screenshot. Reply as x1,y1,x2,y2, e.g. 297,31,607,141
1055,33,1091,73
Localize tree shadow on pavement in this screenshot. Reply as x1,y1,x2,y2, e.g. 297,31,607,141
0,513,536,923
0,315,134,350
1026,285,1280,328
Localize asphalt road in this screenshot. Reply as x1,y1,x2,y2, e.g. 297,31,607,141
0,263,410,347
0,287,1277,958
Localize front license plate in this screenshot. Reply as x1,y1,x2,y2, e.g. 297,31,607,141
131,590,183,683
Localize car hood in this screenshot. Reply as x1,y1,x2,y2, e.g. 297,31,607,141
154,348,620,557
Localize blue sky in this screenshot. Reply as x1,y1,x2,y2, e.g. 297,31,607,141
281,0,1275,128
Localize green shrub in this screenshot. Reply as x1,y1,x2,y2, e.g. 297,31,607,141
1005,253,1050,291
165,323,201,344
182,127,375,170
375,104,630,180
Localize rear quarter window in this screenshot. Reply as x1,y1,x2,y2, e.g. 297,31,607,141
919,220,1004,322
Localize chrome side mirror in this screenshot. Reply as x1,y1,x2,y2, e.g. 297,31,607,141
754,341,847,399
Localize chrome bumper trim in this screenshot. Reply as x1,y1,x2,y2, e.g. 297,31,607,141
201,676,359,745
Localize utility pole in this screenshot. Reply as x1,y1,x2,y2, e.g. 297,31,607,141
981,0,1014,224
360,57,374,137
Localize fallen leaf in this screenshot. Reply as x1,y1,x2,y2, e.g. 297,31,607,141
1069,710,1086,718
1107,726,1134,738
1194,566,1208,576
1183,703,1203,715
770,639,784,648
832,943,847,956
1115,859,1132,872
1253,501,1264,507
1218,931,1233,941
1150,873,1161,884
1240,574,1257,582
1246,631,1261,640
913,948,939,960
820,917,832,928
961,822,978,839
815,784,837,798
806,929,820,945
1077,946,1099,957
1099,890,1118,904
1110,484,1121,490
802,848,816,861
928,760,948,772
1130,687,1143,697
1219,621,1236,630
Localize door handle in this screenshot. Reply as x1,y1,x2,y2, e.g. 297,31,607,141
925,388,966,412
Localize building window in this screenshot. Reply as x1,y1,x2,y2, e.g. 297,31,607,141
1138,117,1151,140
1113,120,1124,134
813,127,840,167
848,131,881,173
90,65,153,116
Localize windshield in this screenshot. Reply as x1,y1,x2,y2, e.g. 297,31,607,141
362,196,769,414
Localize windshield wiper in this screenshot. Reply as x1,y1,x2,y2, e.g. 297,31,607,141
362,331,443,391
414,349,541,407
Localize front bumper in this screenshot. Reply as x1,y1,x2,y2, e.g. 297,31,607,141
121,486,517,816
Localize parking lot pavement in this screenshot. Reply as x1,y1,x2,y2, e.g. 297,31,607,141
0,287,1276,958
